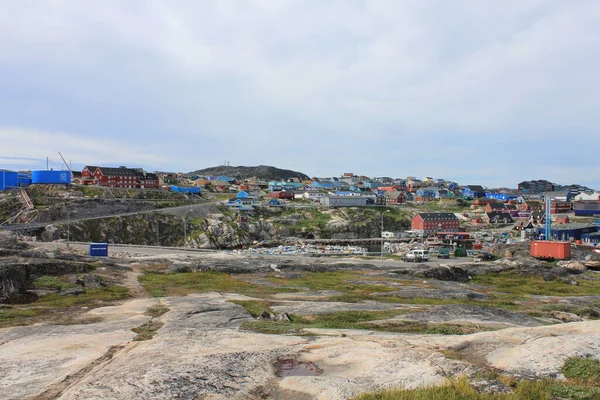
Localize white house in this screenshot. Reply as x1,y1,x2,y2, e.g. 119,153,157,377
574,191,600,201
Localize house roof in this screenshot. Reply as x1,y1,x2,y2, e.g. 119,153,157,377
97,167,138,177
137,172,158,181
487,212,514,222
466,185,485,193
416,212,458,221
83,166,99,172
488,203,507,210
385,191,405,199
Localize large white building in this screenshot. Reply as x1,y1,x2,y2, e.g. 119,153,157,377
321,195,369,207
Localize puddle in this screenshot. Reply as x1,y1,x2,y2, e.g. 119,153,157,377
275,358,323,377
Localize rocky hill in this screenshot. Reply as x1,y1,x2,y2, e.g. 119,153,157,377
188,165,309,181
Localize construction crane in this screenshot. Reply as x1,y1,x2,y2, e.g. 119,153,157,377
58,152,73,179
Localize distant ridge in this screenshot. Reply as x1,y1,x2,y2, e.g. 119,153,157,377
188,165,310,181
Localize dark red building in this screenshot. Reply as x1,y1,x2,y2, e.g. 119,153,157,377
269,191,294,199
411,212,460,234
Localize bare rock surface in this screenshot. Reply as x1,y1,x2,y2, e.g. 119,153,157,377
396,304,545,328
0,298,155,400
2,293,600,400
270,300,422,316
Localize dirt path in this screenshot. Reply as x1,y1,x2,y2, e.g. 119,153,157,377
122,264,148,298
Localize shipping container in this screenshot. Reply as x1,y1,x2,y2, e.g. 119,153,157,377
0,170,18,191
31,170,71,185
18,174,32,187
169,185,201,194
530,240,571,260
90,243,108,257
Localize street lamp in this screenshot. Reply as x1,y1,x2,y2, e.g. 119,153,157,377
381,210,391,267
184,208,195,245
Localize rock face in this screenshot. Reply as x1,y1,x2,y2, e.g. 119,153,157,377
420,266,470,282
0,253,96,303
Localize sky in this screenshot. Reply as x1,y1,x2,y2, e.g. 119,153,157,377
0,0,599,189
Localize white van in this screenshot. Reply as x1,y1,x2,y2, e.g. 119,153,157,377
403,249,430,262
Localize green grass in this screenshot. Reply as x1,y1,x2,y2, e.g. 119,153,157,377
241,309,478,335
36,286,130,308
132,320,164,341
144,305,170,317
472,272,600,296
562,356,600,383
354,377,600,400
139,271,300,298
0,309,42,327
32,276,77,290
230,300,273,317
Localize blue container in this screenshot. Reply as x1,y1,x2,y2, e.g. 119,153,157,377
0,170,18,190
90,243,108,257
18,174,32,187
169,185,201,194
31,170,71,185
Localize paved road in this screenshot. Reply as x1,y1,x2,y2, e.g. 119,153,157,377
34,241,471,268
1,202,218,232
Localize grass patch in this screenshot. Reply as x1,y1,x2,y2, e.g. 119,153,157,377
241,309,475,335
0,309,42,327
32,276,77,290
132,320,164,341
230,300,273,317
139,271,300,298
354,377,600,400
562,356,600,383
144,305,170,317
472,272,600,296
36,286,130,308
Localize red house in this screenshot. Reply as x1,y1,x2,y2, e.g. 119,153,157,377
412,212,460,234
84,166,159,189
269,191,294,199
384,191,406,205
551,201,572,214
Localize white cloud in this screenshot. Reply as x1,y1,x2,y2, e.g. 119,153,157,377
0,127,168,169
0,1,599,186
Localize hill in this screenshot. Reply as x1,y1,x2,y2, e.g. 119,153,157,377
188,165,310,181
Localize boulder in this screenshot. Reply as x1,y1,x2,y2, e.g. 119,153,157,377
257,311,275,321
274,313,291,322
420,266,470,282
551,311,583,323
83,274,104,288
562,261,587,271
40,226,61,242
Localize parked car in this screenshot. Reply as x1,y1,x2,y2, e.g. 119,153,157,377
403,249,430,262
437,248,450,259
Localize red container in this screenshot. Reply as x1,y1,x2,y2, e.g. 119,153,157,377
530,241,571,260
473,243,483,250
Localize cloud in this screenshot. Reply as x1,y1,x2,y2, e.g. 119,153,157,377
0,127,168,170
0,0,599,187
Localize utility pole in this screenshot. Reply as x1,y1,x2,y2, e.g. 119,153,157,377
67,212,70,248
381,210,390,267
184,208,195,245
157,222,160,246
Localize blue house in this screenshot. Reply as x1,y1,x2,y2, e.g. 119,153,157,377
311,181,334,190
236,191,249,199
463,185,486,199
416,187,440,199
268,198,286,207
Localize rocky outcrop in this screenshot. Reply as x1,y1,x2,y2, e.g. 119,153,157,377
0,253,106,303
